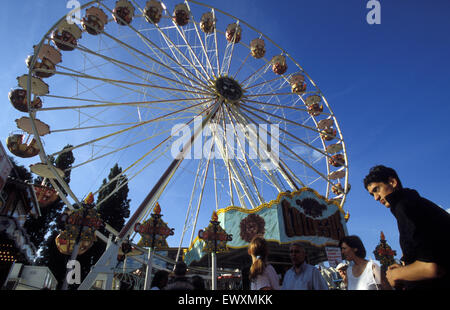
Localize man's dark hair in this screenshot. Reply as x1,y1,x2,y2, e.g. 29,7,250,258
339,235,366,259
191,275,206,290
151,270,169,289
174,261,188,276
363,165,403,190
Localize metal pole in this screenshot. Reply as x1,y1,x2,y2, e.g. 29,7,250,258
123,256,127,273
212,223,217,291
144,247,154,290
211,252,217,290
62,207,88,290
61,240,81,290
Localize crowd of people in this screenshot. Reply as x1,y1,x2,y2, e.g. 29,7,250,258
149,262,207,290
146,165,450,290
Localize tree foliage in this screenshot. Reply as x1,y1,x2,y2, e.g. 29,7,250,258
8,156,32,182
24,145,75,250
77,163,131,287
97,164,131,232
28,145,75,289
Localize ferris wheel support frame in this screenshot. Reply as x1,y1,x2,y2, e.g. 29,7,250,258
17,0,350,290
78,99,222,290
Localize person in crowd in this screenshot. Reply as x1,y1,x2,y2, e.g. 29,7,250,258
339,235,383,290
150,270,169,290
364,165,450,289
164,261,194,290
191,275,206,290
318,264,338,289
281,242,328,290
336,262,348,290
248,235,280,290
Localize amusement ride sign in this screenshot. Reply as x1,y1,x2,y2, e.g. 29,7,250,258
185,188,348,265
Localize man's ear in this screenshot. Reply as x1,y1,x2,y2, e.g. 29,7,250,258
388,177,398,189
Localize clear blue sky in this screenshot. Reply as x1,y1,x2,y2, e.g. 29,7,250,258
1,0,449,263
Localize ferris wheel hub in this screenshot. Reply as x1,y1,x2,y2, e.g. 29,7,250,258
213,76,243,104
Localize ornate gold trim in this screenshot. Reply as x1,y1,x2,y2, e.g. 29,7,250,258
217,188,347,216
187,188,347,251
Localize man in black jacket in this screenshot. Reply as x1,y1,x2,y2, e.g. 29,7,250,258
364,165,450,289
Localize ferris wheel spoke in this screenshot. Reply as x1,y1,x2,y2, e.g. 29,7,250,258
91,22,210,92
224,131,260,209
73,43,209,94
230,155,259,208
50,120,157,133
243,98,324,115
240,61,271,88
214,111,235,207
147,19,210,84
76,106,112,127
234,53,253,82
212,157,219,210
237,107,336,189
94,100,217,210
114,101,213,175
93,33,208,103
185,3,217,80
237,111,339,187
238,104,341,165
102,1,210,90
223,105,264,205
247,78,291,114
176,156,204,262
224,107,284,193
239,102,342,142
37,96,212,111
95,142,172,211
188,134,215,246
225,106,285,194
214,109,257,209
227,105,302,190
149,28,207,95
52,65,108,101
243,74,289,92
244,92,300,99
48,99,212,158
63,128,172,173
171,19,213,82
211,9,221,78
49,68,212,97
219,25,239,76
53,62,198,108
218,113,250,209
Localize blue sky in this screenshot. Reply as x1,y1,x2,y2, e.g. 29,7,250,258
1,0,450,264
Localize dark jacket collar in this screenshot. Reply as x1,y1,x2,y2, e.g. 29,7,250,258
385,188,419,215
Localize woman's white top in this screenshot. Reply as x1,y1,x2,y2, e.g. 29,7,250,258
250,264,280,290
347,260,381,290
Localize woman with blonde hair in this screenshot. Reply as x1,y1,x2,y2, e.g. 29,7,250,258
248,235,280,290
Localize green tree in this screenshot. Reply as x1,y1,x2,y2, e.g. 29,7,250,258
8,156,33,182
97,164,131,231
77,164,131,286
30,145,75,289
24,145,75,250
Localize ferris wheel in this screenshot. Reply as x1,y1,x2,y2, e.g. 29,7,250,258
7,0,349,287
